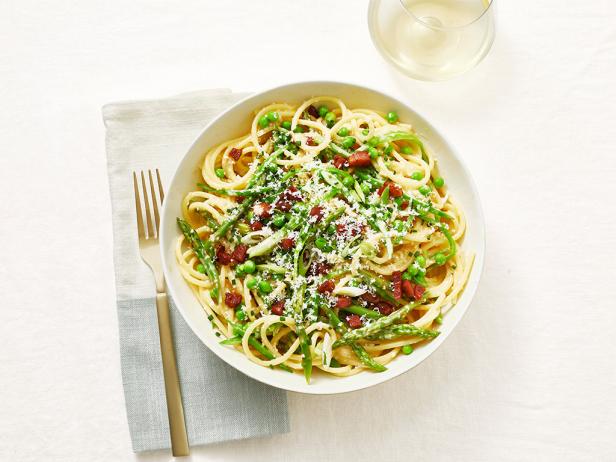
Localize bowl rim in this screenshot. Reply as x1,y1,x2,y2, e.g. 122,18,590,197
160,80,486,395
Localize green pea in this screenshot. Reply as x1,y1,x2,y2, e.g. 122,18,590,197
384,144,393,155
419,185,431,195
342,176,355,188
281,121,292,130
434,253,447,265
315,237,329,251
318,105,329,118
434,177,445,188
411,171,423,180
196,264,205,274
258,280,273,294
258,115,269,128
324,112,336,127
362,129,370,136
401,146,412,154
337,127,349,137
293,125,305,133
368,136,380,147
435,314,443,324
361,182,372,195
242,260,256,274
386,111,399,123
368,147,379,159
235,309,247,321
341,137,356,149
210,287,219,299
266,111,279,122
215,168,225,178
246,276,258,289
408,265,419,276
272,214,287,228
416,255,426,267
326,224,336,234
401,345,414,355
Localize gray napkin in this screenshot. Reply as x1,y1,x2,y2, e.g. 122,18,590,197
103,89,290,452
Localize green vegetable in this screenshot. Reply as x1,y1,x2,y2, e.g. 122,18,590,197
256,263,287,274
365,324,439,341
272,214,287,227
219,336,242,345
402,345,414,355
343,304,381,319
246,276,258,289
177,218,220,299
381,186,390,204
293,125,305,133
266,111,279,122
384,144,393,155
258,115,269,128
258,280,273,294
368,136,380,147
416,255,426,267
235,309,247,321
434,177,445,188
419,185,431,195
362,128,370,136
315,236,332,252
435,314,443,324
381,131,427,162
318,105,329,118
358,270,400,306
338,127,349,137
411,171,423,180
324,112,336,127
401,146,412,154
281,120,292,130
368,147,378,159
196,264,205,274
434,253,446,265
333,300,422,348
242,260,256,274
341,137,356,149
210,287,219,300
215,168,225,178
342,175,355,188
322,305,386,372
386,111,399,123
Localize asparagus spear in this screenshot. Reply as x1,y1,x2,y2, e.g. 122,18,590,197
332,300,421,348
358,270,400,306
365,324,440,341
177,218,219,298
322,305,386,372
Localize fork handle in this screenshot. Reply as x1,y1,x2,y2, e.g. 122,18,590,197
156,293,190,456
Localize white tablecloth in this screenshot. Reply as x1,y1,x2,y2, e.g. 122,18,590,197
1,1,615,461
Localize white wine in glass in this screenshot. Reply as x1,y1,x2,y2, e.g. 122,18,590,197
368,0,495,81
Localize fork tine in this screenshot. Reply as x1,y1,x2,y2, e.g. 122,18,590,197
148,170,160,237
156,169,165,203
133,172,145,239
141,171,154,239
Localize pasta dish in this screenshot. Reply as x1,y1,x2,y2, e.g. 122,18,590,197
176,97,472,382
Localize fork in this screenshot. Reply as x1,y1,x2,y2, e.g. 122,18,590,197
132,169,190,457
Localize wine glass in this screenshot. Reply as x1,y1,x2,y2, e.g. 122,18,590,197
368,0,495,81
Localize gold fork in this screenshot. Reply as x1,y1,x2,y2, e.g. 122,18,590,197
132,169,190,457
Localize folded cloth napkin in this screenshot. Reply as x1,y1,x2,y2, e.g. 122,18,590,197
103,89,290,452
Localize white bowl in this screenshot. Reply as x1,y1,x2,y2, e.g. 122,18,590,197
160,81,485,395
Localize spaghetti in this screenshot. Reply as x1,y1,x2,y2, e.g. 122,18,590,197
176,97,472,382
